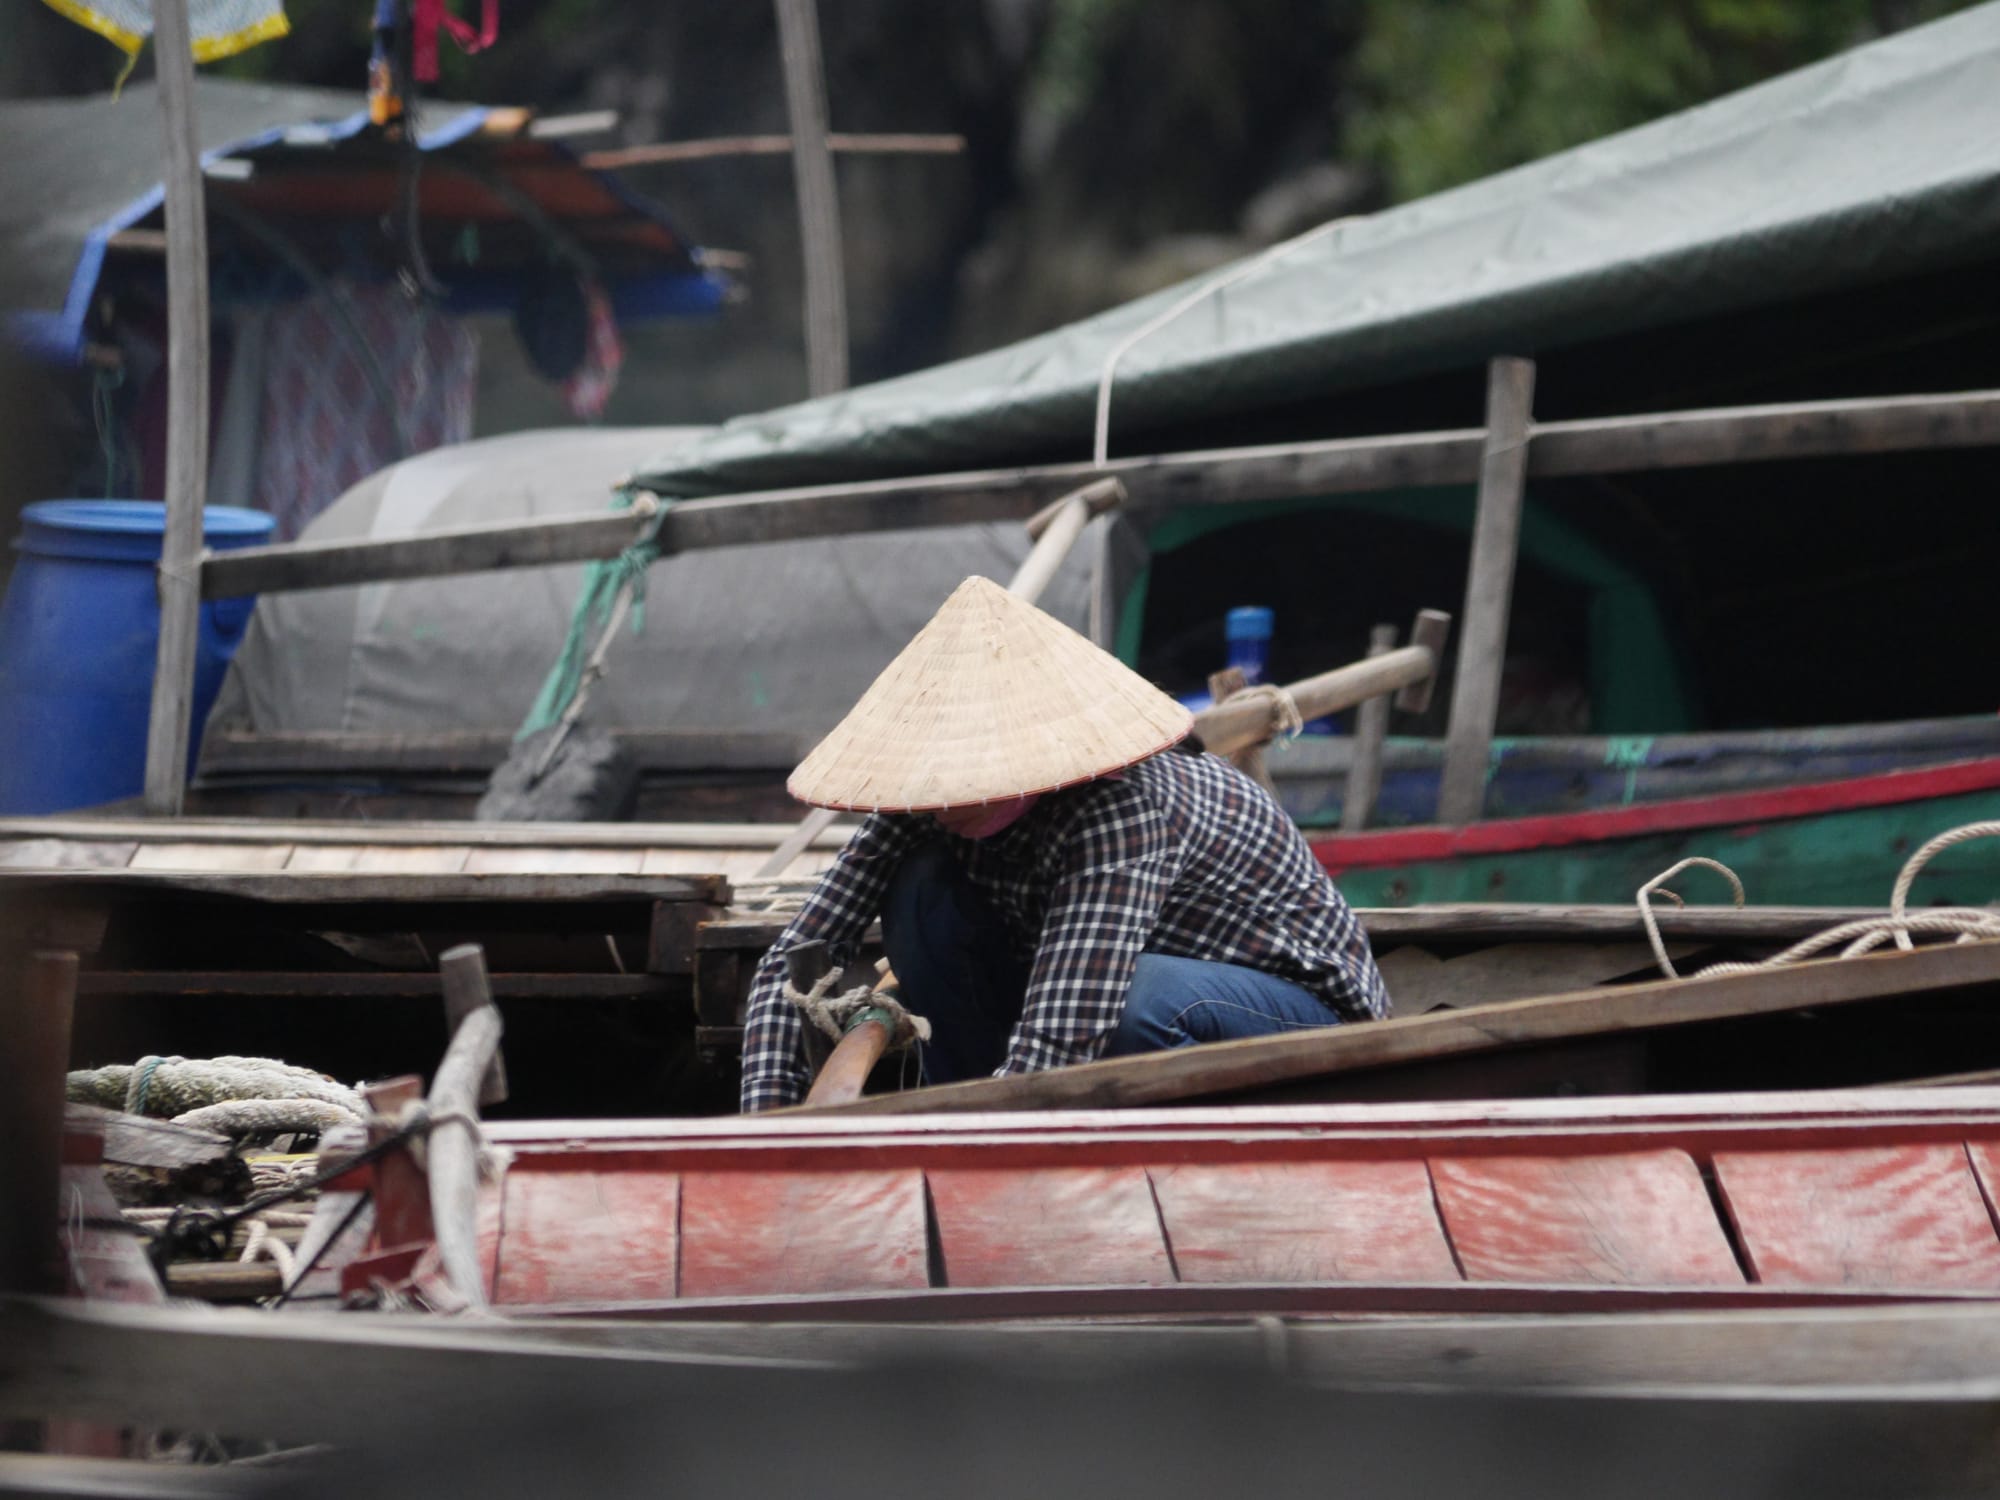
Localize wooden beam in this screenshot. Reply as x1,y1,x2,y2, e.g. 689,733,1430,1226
1439,357,1535,825
196,387,2000,601
1340,624,1398,832
0,815,844,851
816,938,2000,1115
774,0,846,398
0,870,727,905
140,0,211,817
75,972,676,1001
0,953,77,1295
1193,645,1438,757
582,132,965,169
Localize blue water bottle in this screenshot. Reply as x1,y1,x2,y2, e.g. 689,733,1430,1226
1225,606,1273,684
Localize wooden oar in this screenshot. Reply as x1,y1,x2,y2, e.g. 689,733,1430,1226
752,476,1126,878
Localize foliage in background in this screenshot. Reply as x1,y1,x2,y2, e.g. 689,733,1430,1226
1345,0,1980,203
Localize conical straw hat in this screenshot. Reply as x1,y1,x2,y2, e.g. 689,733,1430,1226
788,575,1194,812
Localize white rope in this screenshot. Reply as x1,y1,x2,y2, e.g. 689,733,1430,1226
1637,857,1745,979
784,968,932,1049
1238,682,1307,742
1092,216,1354,468
1638,822,2000,982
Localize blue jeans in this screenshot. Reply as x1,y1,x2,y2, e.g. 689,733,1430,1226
880,843,1339,1085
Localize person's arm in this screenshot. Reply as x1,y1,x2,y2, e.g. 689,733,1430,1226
997,792,1175,1075
739,814,922,1112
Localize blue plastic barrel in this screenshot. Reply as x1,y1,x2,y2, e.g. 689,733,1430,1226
0,501,276,813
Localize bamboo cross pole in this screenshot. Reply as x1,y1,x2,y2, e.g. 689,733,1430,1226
140,0,211,817
1340,624,1400,832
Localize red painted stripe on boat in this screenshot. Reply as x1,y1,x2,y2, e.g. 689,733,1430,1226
1313,755,2000,871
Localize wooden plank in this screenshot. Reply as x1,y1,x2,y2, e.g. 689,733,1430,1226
0,870,727,904
282,844,471,874
927,1166,1174,1288
1375,941,1688,1015
677,1170,928,1298
195,727,809,776
1439,356,1535,824
1430,1150,1742,1286
59,1165,166,1304
461,848,648,876
492,1168,680,1306
0,815,843,850
1714,1145,2000,1289
197,387,2000,601
1195,647,1437,758
75,972,675,1001
126,842,295,873
139,0,210,817
0,1453,261,1497
1149,1161,1458,1284
0,840,138,870
823,940,2000,1115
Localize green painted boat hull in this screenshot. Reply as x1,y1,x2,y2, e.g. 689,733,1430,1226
1321,789,2000,908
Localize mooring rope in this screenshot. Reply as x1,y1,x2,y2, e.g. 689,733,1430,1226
1639,821,2000,981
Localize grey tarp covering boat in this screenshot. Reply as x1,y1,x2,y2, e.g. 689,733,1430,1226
626,0,2000,498
0,81,484,361
205,428,1103,752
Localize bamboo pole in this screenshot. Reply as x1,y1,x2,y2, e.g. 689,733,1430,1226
199,386,2000,602
774,0,847,397
141,0,210,817
1438,358,1535,826
583,132,965,169
429,945,503,1312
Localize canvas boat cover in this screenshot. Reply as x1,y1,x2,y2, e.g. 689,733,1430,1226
206,428,1103,754
628,1,2000,500
0,80,486,362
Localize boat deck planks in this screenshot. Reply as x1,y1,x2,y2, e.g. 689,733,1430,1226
1711,1145,2000,1289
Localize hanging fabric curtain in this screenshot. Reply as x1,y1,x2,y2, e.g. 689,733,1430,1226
38,0,288,62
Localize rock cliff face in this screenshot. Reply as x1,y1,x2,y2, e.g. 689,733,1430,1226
458,0,1379,430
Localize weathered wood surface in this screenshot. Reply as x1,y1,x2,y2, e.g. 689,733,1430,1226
677,1170,929,1299
1439,357,1536,825
1194,646,1438,757
494,1168,681,1307
139,0,210,817
929,1166,1175,1288
75,972,676,1001
428,951,504,1310
1715,1145,2000,1289
774,0,847,397
198,386,2000,599
0,870,727,905
1431,1150,1742,1286
1374,941,1688,1015
4,953,76,1294
820,940,2000,1115
1340,624,1398,831
0,815,849,850
1149,1160,1459,1284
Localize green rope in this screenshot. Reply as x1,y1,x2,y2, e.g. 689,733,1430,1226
515,489,671,741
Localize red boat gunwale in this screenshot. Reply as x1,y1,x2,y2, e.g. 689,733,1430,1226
1311,755,2000,872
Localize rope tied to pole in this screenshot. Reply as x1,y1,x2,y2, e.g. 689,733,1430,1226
513,488,671,756
785,967,931,1049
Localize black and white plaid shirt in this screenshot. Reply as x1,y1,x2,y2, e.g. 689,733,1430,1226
739,747,1391,1111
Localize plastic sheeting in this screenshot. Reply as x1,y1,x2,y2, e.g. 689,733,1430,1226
206,427,1102,752
629,2,2000,500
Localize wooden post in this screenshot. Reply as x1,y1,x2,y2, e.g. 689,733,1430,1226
141,0,211,818
1341,625,1398,833
1437,357,1536,826
773,0,847,397
428,946,503,1312
0,951,77,1295
439,944,508,1109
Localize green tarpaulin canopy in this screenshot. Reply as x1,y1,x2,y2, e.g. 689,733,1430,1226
630,1,2000,500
